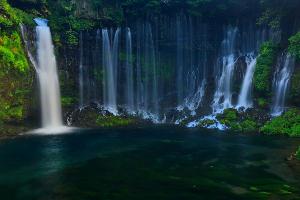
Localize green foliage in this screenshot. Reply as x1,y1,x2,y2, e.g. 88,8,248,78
64,30,78,46
216,109,258,132
0,0,34,28
0,1,32,123
257,9,281,29
257,98,268,108
0,0,21,27
122,0,260,19
253,42,278,100
258,0,300,29
0,31,29,73
261,109,300,136
61,96,76,107
95,115,136,127
217,108,238,123
240,120,257,132
288,32,300,60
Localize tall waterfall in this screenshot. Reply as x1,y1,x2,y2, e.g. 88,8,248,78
135,22,159,116
176,15,186,105
34,18,63,128
79,32,84,108
236,28,269,109
125,28,134,111
102,28,120,114
271,53,295,116
212,26,238,113
237,55,257,108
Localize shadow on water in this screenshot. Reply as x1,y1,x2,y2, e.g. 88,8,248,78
0,127,299,200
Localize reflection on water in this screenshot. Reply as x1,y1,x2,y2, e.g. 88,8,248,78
0,127,299,200
41,137,64,174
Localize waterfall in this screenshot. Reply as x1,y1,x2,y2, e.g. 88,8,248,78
237,54,257,108
271,53,295,116
181,79,206,115
135,22,159,117
212,26,238,113
79,32,84,108
125,28,134,112
136,23,143,112
236,27,270,109
176,15,185,105
34,18,63,129
102,28,120,114
72,17,277,125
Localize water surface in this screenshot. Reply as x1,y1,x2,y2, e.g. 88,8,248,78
0,127,299,199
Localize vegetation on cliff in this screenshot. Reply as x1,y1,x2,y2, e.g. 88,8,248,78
288,32,300,60
0,0,33,123
216,109,260,133
261,109,300,136
253,42,278,107
0,0,300,132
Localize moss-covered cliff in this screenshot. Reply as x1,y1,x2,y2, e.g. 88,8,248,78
1,0,300,135
0,0,34,124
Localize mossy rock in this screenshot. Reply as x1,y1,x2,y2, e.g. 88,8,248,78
216,108,259,133
95,115,136,128
198,119,216,128
67,105,142,128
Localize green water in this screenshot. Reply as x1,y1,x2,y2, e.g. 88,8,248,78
0,127,299,200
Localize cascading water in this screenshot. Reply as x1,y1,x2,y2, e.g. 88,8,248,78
34,18,64,130
79,32,84,108
74,16,278,126
102,28,120,114
237,54,257,108
236,27,269,109
212,26,238,113
134,22,159,119
182,79,206,115
176,15,186,105
125,28,134,112
271,53,295,116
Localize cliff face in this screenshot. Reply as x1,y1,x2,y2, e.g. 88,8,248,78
1,0,300,131
0,0,35,125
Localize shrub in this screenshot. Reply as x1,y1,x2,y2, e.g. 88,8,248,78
261,109,300,136
216,109,259,132
288,32,300,60
253,42,278,98
64,30,78,46
0,31,29,73
240,120,257,132
0,0,20,27
61,96,76,107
